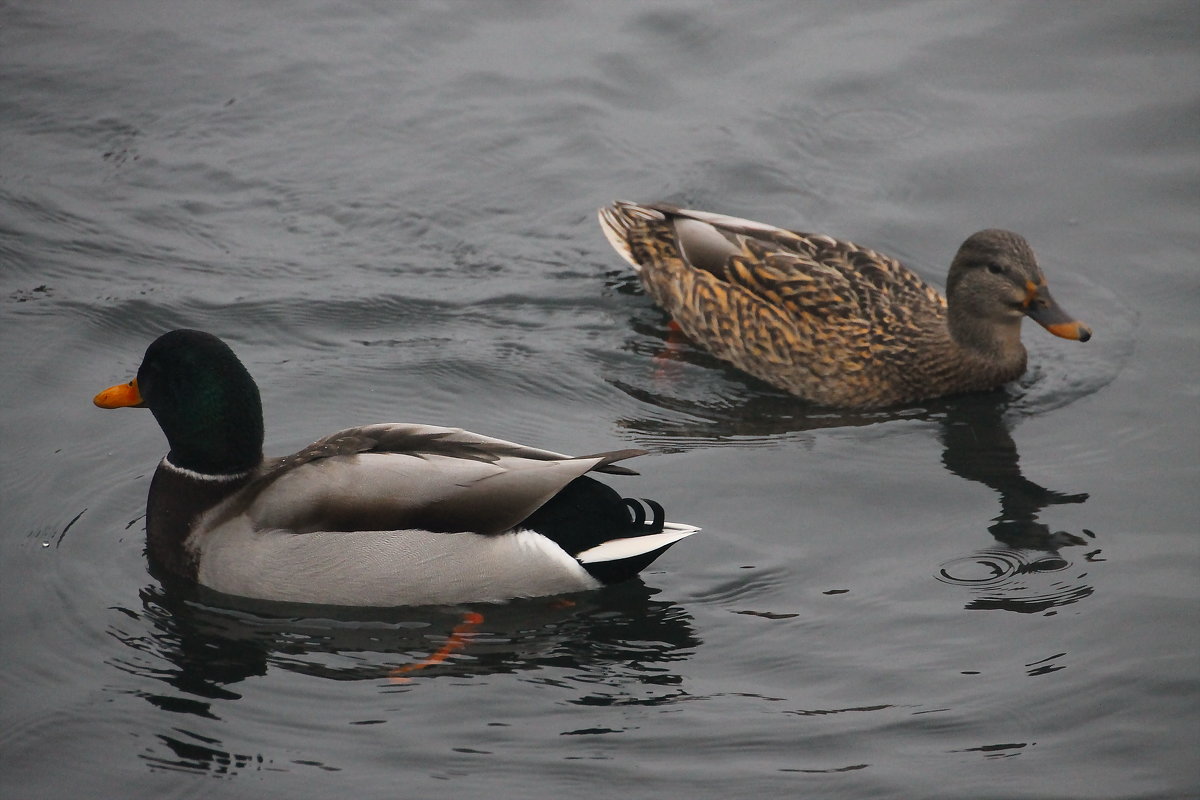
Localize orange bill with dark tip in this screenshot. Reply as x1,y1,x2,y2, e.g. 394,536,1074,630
1022,283,1092,342
1043,321,1092,341
93,379,145,408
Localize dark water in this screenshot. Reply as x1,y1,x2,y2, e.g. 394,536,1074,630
3,2,1197,797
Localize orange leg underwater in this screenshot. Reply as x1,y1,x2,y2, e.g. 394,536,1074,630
388,612,485,684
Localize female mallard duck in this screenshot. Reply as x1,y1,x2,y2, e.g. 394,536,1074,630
599,202,1091,409
93,330,698,606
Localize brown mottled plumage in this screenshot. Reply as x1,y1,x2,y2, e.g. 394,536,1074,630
599,202,1091,409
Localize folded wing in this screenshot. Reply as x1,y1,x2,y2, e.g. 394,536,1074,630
230,424,647,536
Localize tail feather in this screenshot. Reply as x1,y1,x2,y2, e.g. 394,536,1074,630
574,521,699,585
598,201,666,273
574,523,701,565
521,471,698,587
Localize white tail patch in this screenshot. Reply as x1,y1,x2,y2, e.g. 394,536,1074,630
574,522,700,564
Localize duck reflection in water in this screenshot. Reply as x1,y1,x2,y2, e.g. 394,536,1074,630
615,379,1095,552
936,396,1091,552
607,314,1099,612
107,576,700,775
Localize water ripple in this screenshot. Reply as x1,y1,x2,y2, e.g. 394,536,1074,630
936,548,1095,614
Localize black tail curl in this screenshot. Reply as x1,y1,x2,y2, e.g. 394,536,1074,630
622,498,666,532
522,476,677,587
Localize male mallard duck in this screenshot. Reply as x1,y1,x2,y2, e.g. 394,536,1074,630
599,202,1091,409
94,330,698,606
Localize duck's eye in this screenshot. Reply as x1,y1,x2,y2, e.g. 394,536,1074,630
986,262,1004,275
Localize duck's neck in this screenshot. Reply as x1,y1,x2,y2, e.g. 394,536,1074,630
942,309,1029,387
157,414,263,475
145,458,255,581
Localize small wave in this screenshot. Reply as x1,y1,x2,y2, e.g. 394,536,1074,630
936,548,1095,614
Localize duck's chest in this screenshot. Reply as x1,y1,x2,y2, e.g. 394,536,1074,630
145,460,253,581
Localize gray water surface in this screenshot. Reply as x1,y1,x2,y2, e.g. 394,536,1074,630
2,2,1197,798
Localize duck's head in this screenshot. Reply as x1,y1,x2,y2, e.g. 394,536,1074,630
946,229,1092,345
94,330,264,475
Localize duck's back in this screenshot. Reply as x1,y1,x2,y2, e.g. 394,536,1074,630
600,203,953,407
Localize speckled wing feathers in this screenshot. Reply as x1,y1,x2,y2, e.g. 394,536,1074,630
599,202,950,406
